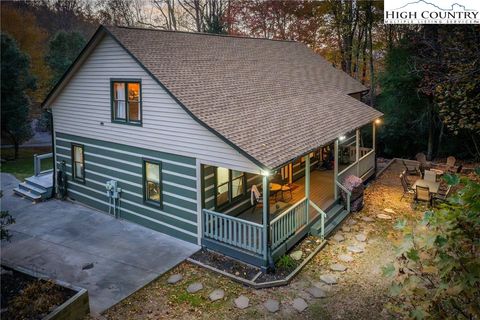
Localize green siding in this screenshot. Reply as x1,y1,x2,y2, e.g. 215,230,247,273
56,132,198,244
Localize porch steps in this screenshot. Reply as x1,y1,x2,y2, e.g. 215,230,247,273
310,203,349,237
13,173,53,202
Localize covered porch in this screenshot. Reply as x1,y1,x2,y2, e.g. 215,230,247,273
200,121,379,269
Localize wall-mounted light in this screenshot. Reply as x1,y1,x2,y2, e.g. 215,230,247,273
339,135,346,141
261,170,271,177
375,118,382,125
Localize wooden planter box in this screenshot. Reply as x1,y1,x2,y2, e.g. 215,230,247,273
2,263,89,320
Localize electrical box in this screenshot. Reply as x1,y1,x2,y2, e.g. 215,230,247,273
106,180,121,198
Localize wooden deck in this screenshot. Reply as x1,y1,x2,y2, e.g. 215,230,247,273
236,169,336,224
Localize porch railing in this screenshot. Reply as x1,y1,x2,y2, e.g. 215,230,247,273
336,181,351,213
310,200,327,238
202,209,265,255
270,197,308,251
34,153,53,176
358,149,375,178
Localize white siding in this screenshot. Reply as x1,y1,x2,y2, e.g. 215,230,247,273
51,34,261,174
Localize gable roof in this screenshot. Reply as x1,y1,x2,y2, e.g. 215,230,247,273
45,25,382,170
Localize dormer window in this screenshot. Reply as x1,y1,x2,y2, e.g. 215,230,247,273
111,79,142,125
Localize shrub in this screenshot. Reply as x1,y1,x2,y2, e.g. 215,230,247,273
383,170,480,319
276,255,297,272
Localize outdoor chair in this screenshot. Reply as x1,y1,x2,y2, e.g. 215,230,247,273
402,160,420,176
250,185,263,213
433,185,452,207
400,173,414,200
446,156,456,172
415,185,432,205
416,153,431,176
424,170,437,183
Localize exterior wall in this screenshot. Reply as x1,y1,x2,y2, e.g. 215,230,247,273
55,132,198,243
51,34,260,174
202,164,262,216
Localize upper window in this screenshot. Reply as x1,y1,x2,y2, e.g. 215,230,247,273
144,159,162,207
215,167,245,209
111,80,141,125
72,144,85,182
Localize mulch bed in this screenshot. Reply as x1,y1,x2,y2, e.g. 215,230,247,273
190,235,323,284
1,265,75,320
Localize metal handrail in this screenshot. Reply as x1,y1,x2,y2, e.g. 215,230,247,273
34,153,53,176
335,180,351,212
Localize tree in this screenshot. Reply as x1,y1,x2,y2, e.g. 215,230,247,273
0,191,15,241
1,33,36,159
376,40,431,158
45,30,86,84
384,171,480,319
0,3,51,107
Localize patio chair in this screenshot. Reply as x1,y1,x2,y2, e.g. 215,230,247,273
416,153,431,176
424,170,437,182
400,173,414,200
402,160,420,176
250,185,263,213
446,156,456,171
433,185,452,207
415,185,432,205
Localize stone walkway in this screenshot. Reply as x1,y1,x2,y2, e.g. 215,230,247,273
158,211,380,315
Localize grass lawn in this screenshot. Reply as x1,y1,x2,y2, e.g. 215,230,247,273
0,147,53,181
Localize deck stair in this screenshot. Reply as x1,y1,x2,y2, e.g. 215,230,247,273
310,202,349,237
13,173,53,202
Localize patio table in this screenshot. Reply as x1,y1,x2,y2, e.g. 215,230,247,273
270,183,282,200
413,179,440,194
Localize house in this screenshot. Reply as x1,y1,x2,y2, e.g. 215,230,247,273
40,25,382,269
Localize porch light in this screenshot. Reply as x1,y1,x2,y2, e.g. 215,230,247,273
339,135,346,141
261,170,271,176
375,118,382,125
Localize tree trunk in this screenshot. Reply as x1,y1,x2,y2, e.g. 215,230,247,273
427,106,434,161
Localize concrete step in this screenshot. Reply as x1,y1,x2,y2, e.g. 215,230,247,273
13,187,42,202
25,173,53,190
18,182,46,196
324,209,350,237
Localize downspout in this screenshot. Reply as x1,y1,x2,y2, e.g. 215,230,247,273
47,108,56,196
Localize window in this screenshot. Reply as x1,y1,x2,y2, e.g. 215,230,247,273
143,160,162,207
71,144,85,182
111,80,141,125
215,167,246,208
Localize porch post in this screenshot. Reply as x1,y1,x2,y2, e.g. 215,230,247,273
305,155,310,224
262,174,270,265
372,121,376,152
334,139,339,200
373,120,377,173
356,128,360,176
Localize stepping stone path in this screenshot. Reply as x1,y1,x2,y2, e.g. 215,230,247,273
347,245,364,253
320,274,338,285
306,286,327,298
341,226,351,232
264,299,280,313
384,208,396,214
347,219,357,226
338,254,354,263
186,282,203,293
355,234,367,242
377,213,392,220
330,263,347,272
234,295,249,309
290,250,303,261
167,274,183,284
332,233,345,242
361,216,374,222
292,298,308,313
209,289,225,301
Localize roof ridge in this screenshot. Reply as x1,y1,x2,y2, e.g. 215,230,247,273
105,24,298,43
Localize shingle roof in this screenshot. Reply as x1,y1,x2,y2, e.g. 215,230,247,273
104,26,382,170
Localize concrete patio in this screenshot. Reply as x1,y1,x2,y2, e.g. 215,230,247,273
0,173,199,314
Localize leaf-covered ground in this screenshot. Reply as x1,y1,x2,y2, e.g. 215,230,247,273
98,162,424,320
